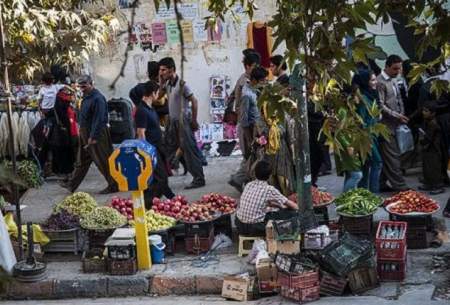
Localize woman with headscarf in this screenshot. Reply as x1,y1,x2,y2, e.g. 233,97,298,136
353,70,383,193
50,86,78,178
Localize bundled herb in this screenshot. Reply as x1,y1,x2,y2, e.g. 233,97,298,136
335,188,381,216
3,160,42,188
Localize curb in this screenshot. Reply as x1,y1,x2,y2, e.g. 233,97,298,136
0,275,224,300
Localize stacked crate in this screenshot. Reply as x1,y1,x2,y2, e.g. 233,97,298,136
375,221,407,281
184,221,215,254
278,269,320,303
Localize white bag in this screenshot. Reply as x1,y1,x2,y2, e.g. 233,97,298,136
396,124,414,154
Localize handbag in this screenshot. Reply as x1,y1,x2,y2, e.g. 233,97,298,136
395,124,414,155
48,109,70,147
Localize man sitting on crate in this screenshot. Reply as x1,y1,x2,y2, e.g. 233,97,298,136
236,160,298,237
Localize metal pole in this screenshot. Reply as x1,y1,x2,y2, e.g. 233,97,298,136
0,3,23,260
290,64,316,229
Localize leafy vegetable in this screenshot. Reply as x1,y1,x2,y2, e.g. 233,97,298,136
54,192,97,218
3,160,42,189
80,206,127,230
335,188,381,216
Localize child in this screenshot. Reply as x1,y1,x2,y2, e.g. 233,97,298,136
235,160,298,237
419,100,449,195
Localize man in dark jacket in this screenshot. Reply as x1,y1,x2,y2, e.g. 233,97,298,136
63,75,117,194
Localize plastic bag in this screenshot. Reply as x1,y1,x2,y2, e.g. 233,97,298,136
396,124,414,154
247,239,266,265
3,213,50,246
211,233,232,251
0,211,17,274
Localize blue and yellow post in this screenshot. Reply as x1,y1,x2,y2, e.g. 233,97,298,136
108,140,158,270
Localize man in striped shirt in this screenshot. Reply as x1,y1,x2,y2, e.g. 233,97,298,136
236,160,298,236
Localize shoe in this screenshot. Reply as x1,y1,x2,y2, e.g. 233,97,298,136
318,171,331,177
184,181,205,190
429,188,445,195
228,179,243,193
99,186,118,194
202,160,208,166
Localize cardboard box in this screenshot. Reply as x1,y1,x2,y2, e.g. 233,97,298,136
267,238,301,255
256,258,278,282
222,275,255,301
266,220,276,240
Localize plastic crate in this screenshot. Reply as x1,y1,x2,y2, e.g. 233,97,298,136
340,215,373,237
185,228,214,254
313,206,330,225
185,221,214,238
377,258,406,282
320,271,348,296
303,230,339,250
274,254,296,273
278,270,319,289
348,266,379,294
82,248,106,273
213,213,233,238
87,228,115,249
280,285,320,303
375,221,407,260
42,228,82,254
107,258,137,275
389,214,433,231
406,225,429,249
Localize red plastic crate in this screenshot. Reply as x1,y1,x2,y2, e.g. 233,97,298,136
278,270,319,289
377,259,406,282
280,285,320,303
375,221,407,260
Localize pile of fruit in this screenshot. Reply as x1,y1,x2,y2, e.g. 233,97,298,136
384,190,439,214
3,160,42,188
179,203,218,223
109,196,134,221
288,187,334,206
43,209,80,230
53,192,97,219
335,188,382,216
80,206,127,230
152,195,189,219
197,193,237,214
130,209,176,232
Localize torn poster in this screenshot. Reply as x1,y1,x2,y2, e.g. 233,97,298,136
151,22,167,45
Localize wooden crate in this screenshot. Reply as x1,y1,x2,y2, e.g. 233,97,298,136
348,266,379,294
82,248,106,273
107,258,137,275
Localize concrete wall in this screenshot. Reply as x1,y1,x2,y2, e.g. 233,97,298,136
90,0,279,124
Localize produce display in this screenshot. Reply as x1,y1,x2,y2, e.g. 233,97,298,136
335,188,382,216
197,193,237,214
53,192,97,219
288,187,334,206
3,160,42,188
130,209,177,232
80,206,127,230
43,209,80,230
384,190,439,215
152,195,189,219
109,196,134,220
179,202,219,223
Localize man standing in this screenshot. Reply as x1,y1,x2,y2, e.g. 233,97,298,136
63,75,117,194
228,49,261,192
376,55,409,191
159,57,205,189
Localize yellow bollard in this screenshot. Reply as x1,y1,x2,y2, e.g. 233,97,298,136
131,190,151,270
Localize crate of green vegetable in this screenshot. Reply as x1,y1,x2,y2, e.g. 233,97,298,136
54,192,97,219
335,188,382,217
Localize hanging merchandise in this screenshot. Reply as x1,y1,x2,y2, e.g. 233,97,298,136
247,21,273,69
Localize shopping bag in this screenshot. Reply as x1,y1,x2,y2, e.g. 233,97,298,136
396,124,414,154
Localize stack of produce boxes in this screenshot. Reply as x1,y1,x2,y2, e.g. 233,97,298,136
277,261,320,303
375,221,407,281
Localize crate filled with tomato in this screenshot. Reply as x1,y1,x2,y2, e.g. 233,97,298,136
288,187,334,207
384,190,440,215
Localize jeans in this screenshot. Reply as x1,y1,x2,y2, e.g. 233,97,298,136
359,159,383,193
343,171,363,192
